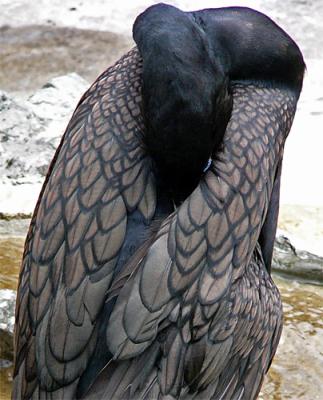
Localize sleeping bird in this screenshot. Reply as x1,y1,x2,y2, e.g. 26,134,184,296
12,4,305,399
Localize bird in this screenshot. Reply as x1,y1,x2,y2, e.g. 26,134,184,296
12,4,305,399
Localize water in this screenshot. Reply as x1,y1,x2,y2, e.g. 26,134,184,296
260,277,323,400
0,239,322,399
0,239,24,291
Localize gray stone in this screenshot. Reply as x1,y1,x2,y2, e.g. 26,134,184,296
28,73,90,122
273,235,323,283
0,73,89,216
0,289,16,360
0,73,89,182
0,218,31,238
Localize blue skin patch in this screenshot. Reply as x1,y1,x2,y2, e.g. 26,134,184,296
203,158,212,173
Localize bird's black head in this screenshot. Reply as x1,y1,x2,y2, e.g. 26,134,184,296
133,4,233,202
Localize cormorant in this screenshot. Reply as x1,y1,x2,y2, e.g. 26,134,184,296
12,4,305,399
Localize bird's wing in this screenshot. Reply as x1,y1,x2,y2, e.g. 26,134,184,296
87,83,295,399
13,47,298,399
12,48,159,398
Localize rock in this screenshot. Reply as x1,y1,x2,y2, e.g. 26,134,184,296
273,234,323,283
0,218,31,238
0,73,89,217
278,204,323,258
0,73,89,181
0,90,43,181
0,289,16,361
28,73,90,122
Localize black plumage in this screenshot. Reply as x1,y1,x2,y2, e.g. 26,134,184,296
12,4,305,399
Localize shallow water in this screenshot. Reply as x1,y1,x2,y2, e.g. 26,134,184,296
0,238,24,291
260,277,323,400
0,238,322,399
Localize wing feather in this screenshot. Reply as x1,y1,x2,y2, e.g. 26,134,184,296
13,49,157,397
